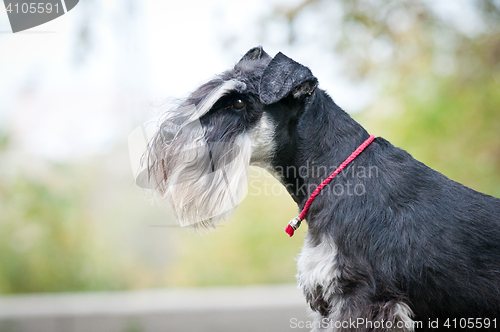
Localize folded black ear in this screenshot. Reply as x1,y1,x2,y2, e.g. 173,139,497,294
259,52,318,105
237,46,271,64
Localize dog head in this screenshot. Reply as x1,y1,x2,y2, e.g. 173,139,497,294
144,46,318,228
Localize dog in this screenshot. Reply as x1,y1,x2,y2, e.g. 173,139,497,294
144,46,500,331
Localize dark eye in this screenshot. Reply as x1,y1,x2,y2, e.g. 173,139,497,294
232,99,245,110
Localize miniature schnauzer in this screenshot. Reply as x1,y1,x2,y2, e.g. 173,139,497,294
144,47,500,331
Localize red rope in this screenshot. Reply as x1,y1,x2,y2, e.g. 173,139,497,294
286,135,375,237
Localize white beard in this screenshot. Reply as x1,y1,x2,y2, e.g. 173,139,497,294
161,130,251,228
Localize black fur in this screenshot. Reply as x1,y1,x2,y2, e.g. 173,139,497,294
260,52,318,104
262,52,500,330
285,88,500,330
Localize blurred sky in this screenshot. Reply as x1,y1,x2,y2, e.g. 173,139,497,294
0,0,375,163
0,0,482,163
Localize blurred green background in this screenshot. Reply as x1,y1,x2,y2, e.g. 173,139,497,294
0,0,499,294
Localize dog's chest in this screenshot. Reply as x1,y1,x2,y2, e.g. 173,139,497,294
297,234,341,315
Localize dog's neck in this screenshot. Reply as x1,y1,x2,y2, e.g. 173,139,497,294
271,89,370,207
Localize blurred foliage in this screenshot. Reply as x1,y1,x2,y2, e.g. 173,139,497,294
362,72,500,198
0,138,134,293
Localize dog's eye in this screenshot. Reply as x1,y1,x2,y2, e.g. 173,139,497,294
232,99,245,110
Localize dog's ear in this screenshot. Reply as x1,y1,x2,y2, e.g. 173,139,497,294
259,52,318,105
237,46,271,64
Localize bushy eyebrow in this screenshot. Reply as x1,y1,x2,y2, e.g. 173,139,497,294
185,79,247,123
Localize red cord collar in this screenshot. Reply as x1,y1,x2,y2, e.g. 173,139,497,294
285,135,376,237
